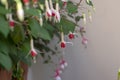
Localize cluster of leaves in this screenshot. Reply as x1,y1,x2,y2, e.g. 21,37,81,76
0,0,94,72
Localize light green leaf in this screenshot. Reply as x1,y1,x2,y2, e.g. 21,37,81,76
25,8,39,16
0,53,12,70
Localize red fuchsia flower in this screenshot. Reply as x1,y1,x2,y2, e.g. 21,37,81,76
30,39,38,63
60,41,66,48
23,0,29,9
60,32,73,48
61,0,68,7
45,0,52,20
68,32,75,39
9,14,15,31
15,0,24,21
49,0,55,17
82,37,88,45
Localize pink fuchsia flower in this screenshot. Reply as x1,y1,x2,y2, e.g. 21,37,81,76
55,75,61,80
23,0,29,9
15,0,24,21
45,0,52,20
82,37,88,45
60,59,68,69
54,1,60,22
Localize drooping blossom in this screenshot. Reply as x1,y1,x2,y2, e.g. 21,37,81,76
23,0,29,9
9,13,15,31
1,0,8,9
45,0,52,20
82,12,86,25
88,10,92,22
68,32,75,39
82,37,88,45
15,0,24,21
54,1,60,22
60,59,68,69
61,0,68,7
54,68,62,80
30,39,38,63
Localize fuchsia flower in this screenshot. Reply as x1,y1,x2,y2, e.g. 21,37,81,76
54,2,60,22
82,37,88,45
68,32,75,39
30,39,38,63
60,59,68,69
61,0,68,7
54,68,62,80
33,0,38,8
15,0,24,21
60,32,73,48
9,14,15,31
23,0,29,9
45,0,52,20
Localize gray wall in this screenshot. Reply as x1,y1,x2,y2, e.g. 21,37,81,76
28,0,120,80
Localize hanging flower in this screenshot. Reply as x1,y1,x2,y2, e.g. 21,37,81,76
9,14,15,31
82,12,86,25
54,75,61,80
54,68,62,80
68,32,75,39
45,0,52,20
49,0,56,17
15,0,24,21
30,39,38,63
88,10,92,22
61,0,68,7
60,59,68,69
1,0,8,9
82,37,88,45
54,1,60,22
23,0,29,9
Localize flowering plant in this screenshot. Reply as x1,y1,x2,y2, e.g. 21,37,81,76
0,0,94,80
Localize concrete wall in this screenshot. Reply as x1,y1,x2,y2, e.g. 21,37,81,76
28,0,120,80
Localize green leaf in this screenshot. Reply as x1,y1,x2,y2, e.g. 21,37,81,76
75,16,83,22
0,39,9,55
0,16,10,37
0,6,9,14
10,25,25,44
67,1,78,14
57,17,76,34
25,8,39,16
0,53,12,70
29,19,51,40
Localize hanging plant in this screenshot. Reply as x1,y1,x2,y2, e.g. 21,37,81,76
0,0,95,80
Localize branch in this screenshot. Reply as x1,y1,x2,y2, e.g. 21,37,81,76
77,0,83,6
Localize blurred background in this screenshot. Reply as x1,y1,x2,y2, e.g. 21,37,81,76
28,0,120,80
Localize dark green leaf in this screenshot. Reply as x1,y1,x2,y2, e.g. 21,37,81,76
29,19,51,40
0,16,10,37
0,53,12,70
67,1,78,14
10,25,25,44
0,6,9,14
86,0,94,7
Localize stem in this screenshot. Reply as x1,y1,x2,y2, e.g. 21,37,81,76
77,0,83,6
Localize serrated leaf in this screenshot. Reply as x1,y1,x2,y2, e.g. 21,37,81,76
0,16,10,37
0,53,12,70
10,26,25,44
67,1,78,14
29,19,51,40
